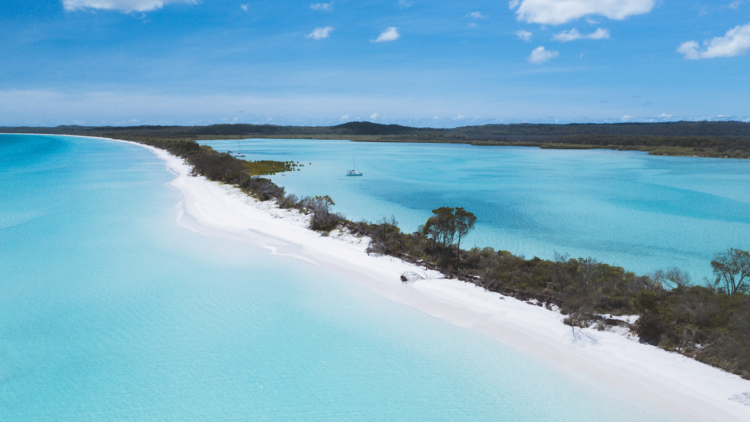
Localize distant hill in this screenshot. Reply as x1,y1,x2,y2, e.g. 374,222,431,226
331,122,433,135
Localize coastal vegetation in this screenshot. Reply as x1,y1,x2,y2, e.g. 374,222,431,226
5,120,750,158
352,216,750,380
71,136,750,380
143,138,299,178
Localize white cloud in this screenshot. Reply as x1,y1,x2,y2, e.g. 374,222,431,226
469,11,486,19
340,114,350,121
622,115,632,121
398,0,413,9
62,0,194,13
588,28,610,39
509,0,655,25
240,4,248,12
553,27,610,41
310,2,333,12
516,30,533,41
307,26,334,40
370,113,379,120
729,1,741,9
527,46,559,64
372,27,400,43
658,113,672,118
554,29,583,41
678,22,750,59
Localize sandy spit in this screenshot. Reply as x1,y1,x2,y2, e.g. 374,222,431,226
28,134,750,421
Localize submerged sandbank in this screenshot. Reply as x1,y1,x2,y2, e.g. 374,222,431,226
111,137,750,421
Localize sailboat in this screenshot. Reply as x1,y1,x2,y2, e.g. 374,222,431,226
234,141,245,158
346,158,363,176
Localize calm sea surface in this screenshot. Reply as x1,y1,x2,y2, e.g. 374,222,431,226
201,138,750,281
0,135,686,421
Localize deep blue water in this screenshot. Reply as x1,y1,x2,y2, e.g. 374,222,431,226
1,135,686,421
201,138,750,281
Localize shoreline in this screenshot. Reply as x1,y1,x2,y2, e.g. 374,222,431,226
9,134,750,420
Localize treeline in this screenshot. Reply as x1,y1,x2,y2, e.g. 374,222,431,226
5,121,750,158
1,121,431,137
467,135,750,158
6,120,750,137
56,136,750,380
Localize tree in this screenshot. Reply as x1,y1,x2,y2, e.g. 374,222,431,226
552,252,570,295
711,248,750,295
307,195,343,231
652,267,691,290
422,207,455,257
577,257,599,292
454,207,477,269
431,207,456,250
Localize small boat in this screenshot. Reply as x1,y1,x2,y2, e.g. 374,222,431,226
346,158,363,176
234,142,245,158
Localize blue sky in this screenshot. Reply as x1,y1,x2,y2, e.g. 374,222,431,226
1,0,749,127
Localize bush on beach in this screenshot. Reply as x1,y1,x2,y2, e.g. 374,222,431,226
278,194,308,210
306,195,345,232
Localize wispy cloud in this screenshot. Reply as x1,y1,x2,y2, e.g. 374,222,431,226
678,22,750,59
658,113,673,118
553,28,610,42
372,27,400,43
622,114,633,121
516,30,533,41
240,4,248,12
310,2,333,12
62,0,195,13
307,26,334,40
729,1,741,9
553,28,584,42
468,11,486,19
509,0,654,25
370,113,379,120
527,46,559,64
340,114,350,121
398,0,413,9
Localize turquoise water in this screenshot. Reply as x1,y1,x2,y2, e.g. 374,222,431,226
1,135,686,421
201,138,750,281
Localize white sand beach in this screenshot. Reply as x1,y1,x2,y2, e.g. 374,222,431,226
117,138,750,421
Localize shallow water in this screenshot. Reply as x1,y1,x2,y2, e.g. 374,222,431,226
201,138,750,281
1,135,687,421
